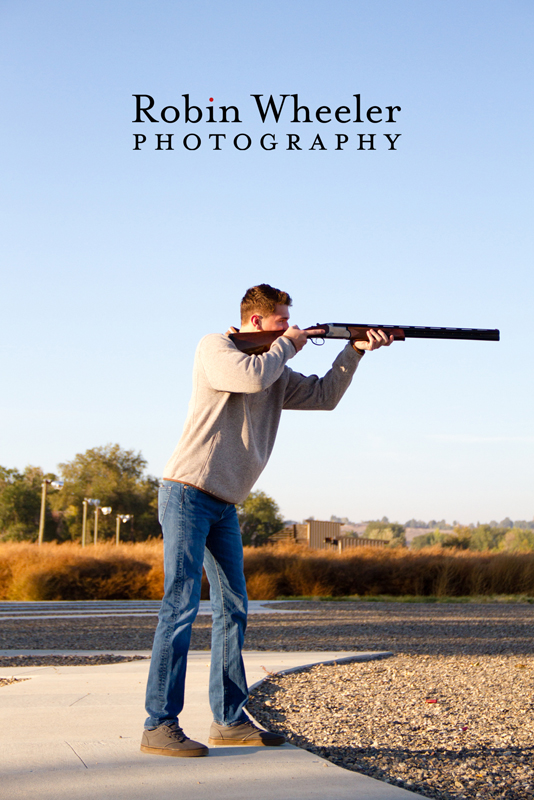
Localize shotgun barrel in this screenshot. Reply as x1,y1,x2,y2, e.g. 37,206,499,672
318,324,500,342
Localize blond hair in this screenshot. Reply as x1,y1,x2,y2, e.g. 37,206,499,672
240,284,292,324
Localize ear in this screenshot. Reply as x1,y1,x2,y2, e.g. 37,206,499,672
250,314,263,330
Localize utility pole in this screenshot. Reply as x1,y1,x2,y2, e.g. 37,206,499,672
94,505,99,545
38,481,48,546
94,505,112,544
38,479,64,546
116,514,133,545
82,499,88,547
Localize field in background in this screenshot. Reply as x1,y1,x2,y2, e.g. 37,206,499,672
1,541,534,602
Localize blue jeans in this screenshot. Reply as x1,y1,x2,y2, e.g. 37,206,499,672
144,481,249,728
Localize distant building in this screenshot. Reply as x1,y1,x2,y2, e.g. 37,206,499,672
269,519,387,550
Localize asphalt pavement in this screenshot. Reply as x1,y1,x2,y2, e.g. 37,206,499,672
0,599,307,620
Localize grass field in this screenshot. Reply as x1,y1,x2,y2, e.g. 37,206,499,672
1,541,534,601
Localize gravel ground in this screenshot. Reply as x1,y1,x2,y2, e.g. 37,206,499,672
1,600,533,799
0,654,149,668
0,676,30,687
249,654,534,800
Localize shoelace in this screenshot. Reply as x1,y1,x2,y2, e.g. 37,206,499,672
165,723,187,742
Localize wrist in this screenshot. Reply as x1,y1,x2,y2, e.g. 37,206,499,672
281,333,298,353
351,341,365,356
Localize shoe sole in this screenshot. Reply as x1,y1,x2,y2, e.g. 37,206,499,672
140,744,208,757
208,737,285,747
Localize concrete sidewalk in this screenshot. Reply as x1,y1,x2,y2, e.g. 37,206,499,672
0,651,425,800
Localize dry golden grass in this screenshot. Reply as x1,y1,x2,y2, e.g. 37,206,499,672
0,541,164,601
243,542,534,599
0,541,533,601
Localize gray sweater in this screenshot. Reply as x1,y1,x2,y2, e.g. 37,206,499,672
163,333,363,504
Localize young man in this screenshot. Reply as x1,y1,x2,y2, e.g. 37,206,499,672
142,284,392,757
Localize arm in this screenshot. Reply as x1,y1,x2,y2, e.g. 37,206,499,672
198,333,298,394
282,343,363,411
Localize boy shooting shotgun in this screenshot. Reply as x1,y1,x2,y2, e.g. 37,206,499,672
142,283,497,758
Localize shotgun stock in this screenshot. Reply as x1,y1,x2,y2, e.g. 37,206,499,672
229,324,500,356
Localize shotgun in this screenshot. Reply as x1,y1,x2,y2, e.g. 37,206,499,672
229,324,500,356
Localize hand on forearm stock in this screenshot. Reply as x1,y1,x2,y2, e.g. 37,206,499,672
351,328,394,352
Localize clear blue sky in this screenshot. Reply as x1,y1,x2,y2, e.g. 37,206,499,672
1,0,532,524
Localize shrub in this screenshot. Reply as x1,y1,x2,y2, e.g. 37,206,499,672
1,541,533,601
0,541,164,600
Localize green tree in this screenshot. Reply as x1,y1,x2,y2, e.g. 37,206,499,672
512,519,534,531
50,444,159,543
500,527,534,553
468,525,507,551
365,520,406,547
428,519,453,530
236,490,284,546
0,465,55,541
439,525,473,549
411,528,445,550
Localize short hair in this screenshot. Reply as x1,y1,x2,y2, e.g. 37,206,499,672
240,284,292,324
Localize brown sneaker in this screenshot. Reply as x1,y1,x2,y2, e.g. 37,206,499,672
208,719,285,746
141,721,208,757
